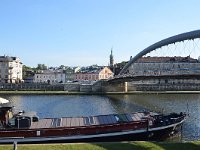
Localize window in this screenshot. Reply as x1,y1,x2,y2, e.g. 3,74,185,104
165,79,168,84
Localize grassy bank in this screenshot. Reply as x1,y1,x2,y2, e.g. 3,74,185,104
1,141,200,150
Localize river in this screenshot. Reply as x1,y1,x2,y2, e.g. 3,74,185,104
1,93,200,141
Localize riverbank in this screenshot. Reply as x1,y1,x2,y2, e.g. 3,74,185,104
1,141,200,150
0,90,200,95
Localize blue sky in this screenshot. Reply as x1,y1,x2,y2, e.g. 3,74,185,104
0,0,200,67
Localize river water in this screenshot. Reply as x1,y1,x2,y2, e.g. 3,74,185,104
1,94,200,141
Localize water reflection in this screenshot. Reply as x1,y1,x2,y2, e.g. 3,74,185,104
1,94,200,141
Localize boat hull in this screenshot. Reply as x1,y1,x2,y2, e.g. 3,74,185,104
0,121,183,144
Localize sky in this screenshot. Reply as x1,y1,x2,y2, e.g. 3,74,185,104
0,0,200,67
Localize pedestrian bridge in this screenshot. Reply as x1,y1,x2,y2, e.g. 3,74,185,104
119,29,200,76
105,30,200,92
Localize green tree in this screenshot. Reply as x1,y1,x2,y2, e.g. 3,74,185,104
37,64,47,70
22,65,35,79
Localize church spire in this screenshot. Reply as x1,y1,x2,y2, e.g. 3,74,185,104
110,47,114,67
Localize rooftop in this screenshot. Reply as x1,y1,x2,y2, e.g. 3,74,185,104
77,66,106,74
0,56,22,63
136,56,198,63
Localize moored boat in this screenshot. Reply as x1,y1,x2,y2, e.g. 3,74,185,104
0,106,186,144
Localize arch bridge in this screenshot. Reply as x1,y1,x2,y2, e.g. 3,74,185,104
119,29,200,75
104,30,200,92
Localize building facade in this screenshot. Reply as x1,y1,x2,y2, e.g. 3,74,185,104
74,66,114,82
65,67,80,82
128,56,200,75
33,70,65,84
127,56,200,85
0,56,23,83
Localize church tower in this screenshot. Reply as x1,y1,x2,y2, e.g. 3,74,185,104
110,48,114,67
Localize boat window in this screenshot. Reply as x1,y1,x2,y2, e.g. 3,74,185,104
9,118,15,126
89,116,94,124
84,117,90,125
114,115,119,122
114,114,128,122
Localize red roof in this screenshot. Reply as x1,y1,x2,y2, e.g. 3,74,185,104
136,56,198,63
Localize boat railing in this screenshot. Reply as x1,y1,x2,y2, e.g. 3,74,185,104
152,113,186,128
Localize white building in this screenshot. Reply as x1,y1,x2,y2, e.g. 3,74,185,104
0,56,23,83
33,70,65,84
127,56,200,85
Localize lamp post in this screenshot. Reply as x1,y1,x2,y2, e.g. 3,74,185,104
13,141,17,150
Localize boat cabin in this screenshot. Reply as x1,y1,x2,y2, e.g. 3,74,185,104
0,107,13,127
0,107,39,128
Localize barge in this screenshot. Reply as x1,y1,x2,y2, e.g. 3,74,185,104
0,106,186,144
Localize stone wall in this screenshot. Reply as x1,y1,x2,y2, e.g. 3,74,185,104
64,83,80,91
92,80,126,92
80,84,92,92
128,83,200,91
1,81,199,92
0,83,64,91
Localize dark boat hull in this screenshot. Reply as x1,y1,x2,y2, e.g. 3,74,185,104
0,121,183,144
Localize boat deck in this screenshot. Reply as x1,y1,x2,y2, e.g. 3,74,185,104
30,112,149,129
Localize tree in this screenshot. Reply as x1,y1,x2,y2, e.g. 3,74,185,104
37,64,47,70
22,65,35,79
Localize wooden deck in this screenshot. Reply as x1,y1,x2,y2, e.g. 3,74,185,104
30,112,147,129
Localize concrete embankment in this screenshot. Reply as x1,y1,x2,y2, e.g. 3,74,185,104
0,90,200,95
